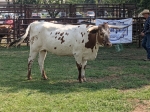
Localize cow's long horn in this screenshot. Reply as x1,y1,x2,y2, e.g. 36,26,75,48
87,26,99,32
108,24,131,29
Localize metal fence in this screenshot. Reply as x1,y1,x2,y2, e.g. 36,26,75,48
0,3,144,47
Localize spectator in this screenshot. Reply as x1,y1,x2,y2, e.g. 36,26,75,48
140,9,150,61
3,15,13,28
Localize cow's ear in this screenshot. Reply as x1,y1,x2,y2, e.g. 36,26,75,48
87,26,99,34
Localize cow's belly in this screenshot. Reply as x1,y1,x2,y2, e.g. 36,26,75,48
46,45,73,56
40,36,75,56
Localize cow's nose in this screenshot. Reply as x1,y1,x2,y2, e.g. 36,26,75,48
107,43,112,47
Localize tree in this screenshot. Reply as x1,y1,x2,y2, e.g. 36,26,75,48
13,0,61,4
14,0,37,4
12,0,150,14
66,0,99,4
84,0,95,3
100,0,150,13
140,0,150,10
65,0,84,4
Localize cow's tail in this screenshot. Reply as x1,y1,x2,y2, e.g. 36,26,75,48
8,23,31,47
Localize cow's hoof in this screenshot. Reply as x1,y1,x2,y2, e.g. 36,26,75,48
78,77,86,83
79,80,83,83
82,77,87,82
78,79,83,83
42,76,48,80
27,77,32,80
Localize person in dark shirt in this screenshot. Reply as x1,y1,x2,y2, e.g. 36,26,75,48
141,9,150,61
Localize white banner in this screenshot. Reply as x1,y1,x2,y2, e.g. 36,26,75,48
96,18,132,44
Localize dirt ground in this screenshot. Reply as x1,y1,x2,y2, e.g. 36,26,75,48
132,99,150,112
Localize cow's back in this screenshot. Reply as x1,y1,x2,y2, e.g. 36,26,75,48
30,23,92,56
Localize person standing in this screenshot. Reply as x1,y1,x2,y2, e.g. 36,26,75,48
3,15,13,28
141,9,150,61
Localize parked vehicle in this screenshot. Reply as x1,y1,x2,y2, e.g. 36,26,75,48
46,15,51,18
32,16,41,19
76,12,82,18
58,12,66,18
0,15,3,24
86,11,95,18
31,16,41,22
0,15,2,19
32,13,42,18
1,13,16,19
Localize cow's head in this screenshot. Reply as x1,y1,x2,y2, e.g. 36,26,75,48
87,23,112,47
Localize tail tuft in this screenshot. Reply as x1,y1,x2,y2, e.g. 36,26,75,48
8,38,22,47
8,22,31,48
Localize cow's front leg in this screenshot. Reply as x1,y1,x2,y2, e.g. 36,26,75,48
38,50,48,80
28,51,38,80
76,60,87,83
74,52,87,83
76,62,82,83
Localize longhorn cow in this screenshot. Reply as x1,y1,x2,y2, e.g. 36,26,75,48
9,21,129,82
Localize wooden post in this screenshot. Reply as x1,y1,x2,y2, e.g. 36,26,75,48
123,4,125,18
138,17,142,48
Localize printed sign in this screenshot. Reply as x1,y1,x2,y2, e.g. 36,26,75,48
96,18,132,44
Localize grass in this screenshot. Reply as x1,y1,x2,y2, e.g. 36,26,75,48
0,44,150,112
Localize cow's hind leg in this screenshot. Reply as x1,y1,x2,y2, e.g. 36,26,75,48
81,60,87,82
0,38,2,44
7,35,11,44
38,50,48,80
28,51,38,80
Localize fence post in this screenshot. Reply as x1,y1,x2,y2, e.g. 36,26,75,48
17,18,20,40
138,17,142,48
13,3,16,41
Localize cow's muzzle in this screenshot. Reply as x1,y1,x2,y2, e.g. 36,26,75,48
105,42,112,47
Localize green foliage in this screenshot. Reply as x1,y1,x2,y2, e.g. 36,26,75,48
101,0,150,11
84,0,96,3
44,0,61,4
14,0,60,4
12,0,150,11
15,0,37,4
140,0,150,10
66,0,99,4
14,0,99,4
66,0,84,4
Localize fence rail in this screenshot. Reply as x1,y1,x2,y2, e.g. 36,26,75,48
0,3,144,47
